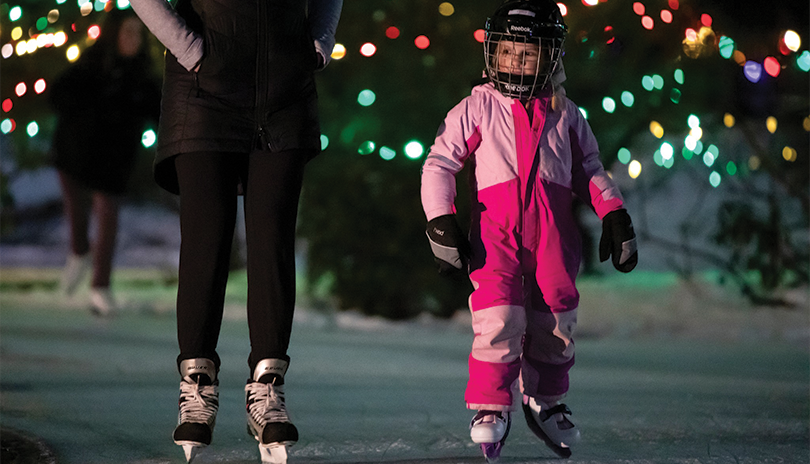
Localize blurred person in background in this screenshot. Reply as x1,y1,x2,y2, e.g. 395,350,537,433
128,0,341,462
49,7,160,316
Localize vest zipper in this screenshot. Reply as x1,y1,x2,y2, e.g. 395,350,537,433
254,1,271,151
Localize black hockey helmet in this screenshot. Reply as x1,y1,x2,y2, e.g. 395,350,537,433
484,0,567,100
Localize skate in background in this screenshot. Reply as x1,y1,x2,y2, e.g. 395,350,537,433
421,0,638,461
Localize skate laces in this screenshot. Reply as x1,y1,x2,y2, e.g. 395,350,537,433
471,410,505,426
246,381,290,425
178,377,219,425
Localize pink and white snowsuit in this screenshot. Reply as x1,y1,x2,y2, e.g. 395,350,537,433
421,83,624,411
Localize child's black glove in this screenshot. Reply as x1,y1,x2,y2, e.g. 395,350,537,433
426,214,471,275
599,209,638,273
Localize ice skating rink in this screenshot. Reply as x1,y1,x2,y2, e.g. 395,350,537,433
0,269,807,464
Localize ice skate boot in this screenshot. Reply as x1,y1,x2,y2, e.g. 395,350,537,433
522,395,580,458
470,410,511,463
89,287,118,317
245,359,298,464
173,358,219,463
60,253,90,295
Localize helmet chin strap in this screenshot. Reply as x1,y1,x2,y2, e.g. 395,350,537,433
494,71,539,100
489,66,555,101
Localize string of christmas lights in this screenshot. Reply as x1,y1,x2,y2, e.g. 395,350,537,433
1,0,807,190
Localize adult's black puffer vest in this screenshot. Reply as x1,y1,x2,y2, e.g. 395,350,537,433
155,0,321,194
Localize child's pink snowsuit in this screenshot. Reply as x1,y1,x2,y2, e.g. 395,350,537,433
421,83,625,411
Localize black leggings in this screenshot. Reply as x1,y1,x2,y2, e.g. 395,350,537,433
174,150,310,372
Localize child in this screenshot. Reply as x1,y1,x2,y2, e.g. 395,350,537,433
421,0,637,460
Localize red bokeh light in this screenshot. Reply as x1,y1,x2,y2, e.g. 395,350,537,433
360,43,376,57
763,56,780,77
385,26,400,39
414,35,430,50
2,99,12,113
701,14,712,28
88,25,101,40
34,79,47,94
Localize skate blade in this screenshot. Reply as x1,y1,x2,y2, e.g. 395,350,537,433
176,442,205,463
259,443,289,464
481,442,503,463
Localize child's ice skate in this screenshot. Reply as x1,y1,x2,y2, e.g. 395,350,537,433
522,395,580,458
470,410,511,463
173,358,219,463
245,359,298,464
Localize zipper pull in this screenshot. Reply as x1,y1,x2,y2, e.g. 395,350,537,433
257,126,271,150
194,72,201,98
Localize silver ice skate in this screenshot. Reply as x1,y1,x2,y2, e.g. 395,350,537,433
173,358,219,463
245,359,298,464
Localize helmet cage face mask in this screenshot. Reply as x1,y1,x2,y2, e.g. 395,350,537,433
483,5,566,100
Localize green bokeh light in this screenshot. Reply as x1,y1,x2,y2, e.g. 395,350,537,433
718,36,735,59
670,88,681,103
798,51,810,72
358,140,375,155
602,97,616,113
404,140,424,159
26,121,39,137
620,91,634,107
357,89,376,106
709,171,721,188
380,146,396,160
9,6,22,21
617,147,631,164
141,129,156,148
653,150,663,167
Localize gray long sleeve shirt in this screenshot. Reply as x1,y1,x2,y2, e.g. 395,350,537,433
129,0,342,71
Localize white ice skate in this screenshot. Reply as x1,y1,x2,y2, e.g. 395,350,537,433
522,395,580,458
246,359,298,464
470,410,511,463
60,253,90,296
89,287,118,316
173,358,219,463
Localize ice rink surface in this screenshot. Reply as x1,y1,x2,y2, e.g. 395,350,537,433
1,278,807,464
